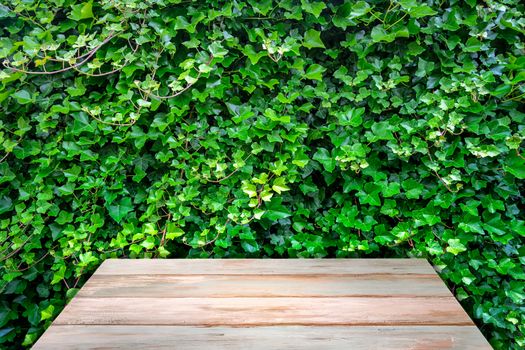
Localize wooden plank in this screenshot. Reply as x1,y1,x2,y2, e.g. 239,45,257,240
54,297,472,326
95,258,437,275
77,274,452,298
32,325,493,350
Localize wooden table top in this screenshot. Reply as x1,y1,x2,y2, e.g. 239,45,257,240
33,259,492,349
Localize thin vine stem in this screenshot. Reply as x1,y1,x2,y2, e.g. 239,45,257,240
2,32,119,75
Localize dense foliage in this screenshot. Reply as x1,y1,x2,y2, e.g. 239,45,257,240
1,0,524,348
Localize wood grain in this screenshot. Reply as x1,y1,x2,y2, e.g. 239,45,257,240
32,325,492,350
33,259,492,350
95,258,437,275
54,297,472,326
77,274,452,298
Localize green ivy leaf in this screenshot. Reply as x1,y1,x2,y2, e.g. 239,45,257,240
338,107,365,126
0,38,13,58
209,42,228,58
402,179,424,199
70,1,94,21
249,0,272,16
264,198,292,221
40,305,54,321
303,29,325,49
398,0,437,18
504,152,525,179
305,64,326,81
301,0,326,18
13,90,32,104
371,121,395,140
333,1,371,29
0,196,13,214
505,281,525,303
272,177,290,194
446,239,467,255
313,148,336,172
350,1,372,18
166,223,185,240
242,181,257,198
464,37,482,52
371,25,409,43
107,197,133,223
72,113,96,135
141,236,156,250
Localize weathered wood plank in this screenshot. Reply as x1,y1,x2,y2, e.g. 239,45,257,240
32,325,493,350
54,297,472,326
95,258,436,275
77,274,452,298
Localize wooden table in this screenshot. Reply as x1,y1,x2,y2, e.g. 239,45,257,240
33,259,492,349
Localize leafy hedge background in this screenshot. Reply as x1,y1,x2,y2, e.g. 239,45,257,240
1,0,524,348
